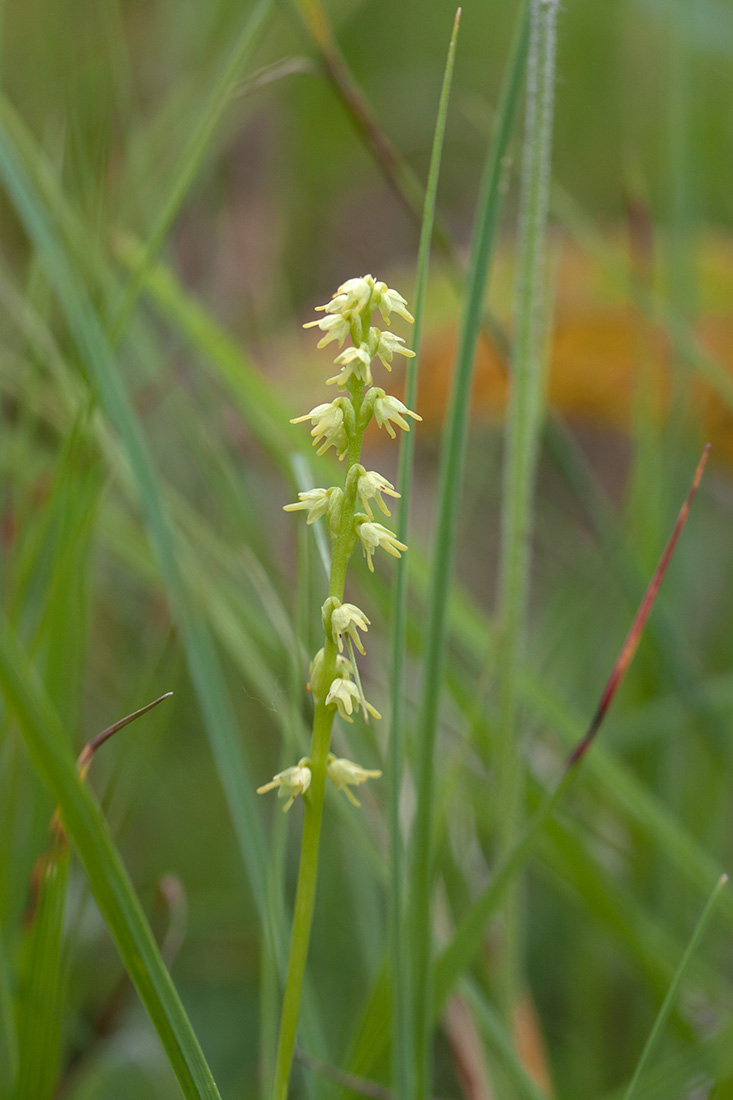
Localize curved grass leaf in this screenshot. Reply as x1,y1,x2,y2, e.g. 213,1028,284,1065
0,620,222,1100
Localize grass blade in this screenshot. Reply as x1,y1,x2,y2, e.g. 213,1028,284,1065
0,107,284,961
433,444,708,1007
436,445,711,1012
388,11,461,1098
494,0,560,1015
0,620,222,1100
567,444,710,767
14,839,70,1100
410,5,530,1093
621,874,728,1100
459,978,550,1100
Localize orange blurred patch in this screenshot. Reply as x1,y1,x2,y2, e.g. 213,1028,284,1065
407,236,733,462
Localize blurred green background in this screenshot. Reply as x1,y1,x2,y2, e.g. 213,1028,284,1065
2,0,733,1098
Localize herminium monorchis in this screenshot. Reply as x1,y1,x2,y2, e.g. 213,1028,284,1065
257,274,421,809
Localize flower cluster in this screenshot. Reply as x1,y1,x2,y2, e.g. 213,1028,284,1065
258,275,419,812
257,755,382,812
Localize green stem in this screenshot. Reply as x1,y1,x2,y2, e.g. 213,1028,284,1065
388,15,461,1098
272,364,369,1100
272,701,334,1100
495,0,559,1019
621,874,727,1100
409,6,530,1096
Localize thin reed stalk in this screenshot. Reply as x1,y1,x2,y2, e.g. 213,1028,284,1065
409,6,530,1096
495,0,560,1018
388,13,460,1099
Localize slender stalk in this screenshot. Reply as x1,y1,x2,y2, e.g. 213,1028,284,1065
388,13,460,1100
272,291,407,1098
621,874,727,1100
272,702,336,1100
495,0,559,1019
409,7,530,1096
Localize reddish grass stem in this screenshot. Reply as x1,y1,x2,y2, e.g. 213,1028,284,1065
566,444,710,769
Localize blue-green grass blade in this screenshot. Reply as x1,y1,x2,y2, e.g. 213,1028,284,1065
388,11,461,1098
0,110,285,961
621,874,728,1100
0,622,222,1100
410,4,530,1093
14,840,70,1100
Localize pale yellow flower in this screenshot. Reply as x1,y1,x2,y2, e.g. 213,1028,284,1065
283,487,333,524
326,678,381,723
257,758,311,812
356,517,408,572
330,601,370,655
327,754,382,807
357,470,400,519
290,402,347,458
372,392,422,439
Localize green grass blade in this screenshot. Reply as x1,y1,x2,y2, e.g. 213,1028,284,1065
434,776,568,1013
621,873,728,1100
0,108,285,961
0,621,222,1100
14,841,70,1100
494,0,560,1014
388,11,460,1098
410,4,530,1093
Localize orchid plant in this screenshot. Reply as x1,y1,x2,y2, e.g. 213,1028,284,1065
257,274,420,1099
